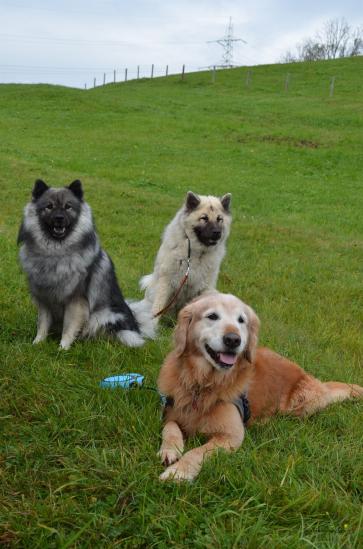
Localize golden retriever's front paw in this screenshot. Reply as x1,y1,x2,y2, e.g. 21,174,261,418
157,447,182,466
159,461,196,482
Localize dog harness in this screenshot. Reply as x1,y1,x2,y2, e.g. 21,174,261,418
163,393,251,425
233,393,251,424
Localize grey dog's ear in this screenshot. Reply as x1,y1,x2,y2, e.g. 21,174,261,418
220,193,231,213
243,305,260,364
174,306,193,357
185,191,201,212
68,180,83,201
32,179,49,201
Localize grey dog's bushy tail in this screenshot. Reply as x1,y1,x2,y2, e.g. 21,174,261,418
139,274,153,291
128,298,156,340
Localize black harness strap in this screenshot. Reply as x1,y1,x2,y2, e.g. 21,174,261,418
161,393,251,425
233,393,251,425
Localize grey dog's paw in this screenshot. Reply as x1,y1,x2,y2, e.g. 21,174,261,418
59,339,72,350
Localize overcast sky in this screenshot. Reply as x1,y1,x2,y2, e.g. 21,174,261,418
0,0,362,88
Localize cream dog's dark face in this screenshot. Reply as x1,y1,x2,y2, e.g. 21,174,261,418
174,292,260,371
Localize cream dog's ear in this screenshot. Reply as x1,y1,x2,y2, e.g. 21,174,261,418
243,305,260,363
174,306,193,356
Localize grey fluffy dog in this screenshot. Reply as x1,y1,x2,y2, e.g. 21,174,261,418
18,179,154,349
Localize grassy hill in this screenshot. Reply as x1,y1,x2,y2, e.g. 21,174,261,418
0,57,362,547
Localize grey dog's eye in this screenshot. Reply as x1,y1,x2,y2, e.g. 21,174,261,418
238,316,245,324
46,204,53,210
207,313,219,321
65,203,72,210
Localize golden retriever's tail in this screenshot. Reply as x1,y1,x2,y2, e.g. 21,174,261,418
323,381,363,399
287,378,363,417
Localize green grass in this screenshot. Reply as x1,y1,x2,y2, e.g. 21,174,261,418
0,57,362,547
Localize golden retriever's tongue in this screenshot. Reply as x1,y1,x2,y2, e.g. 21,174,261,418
219,353,237,365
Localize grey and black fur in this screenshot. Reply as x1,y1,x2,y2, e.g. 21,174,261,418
18,179,154,349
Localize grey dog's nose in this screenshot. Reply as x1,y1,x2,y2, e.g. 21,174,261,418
223,332,241,349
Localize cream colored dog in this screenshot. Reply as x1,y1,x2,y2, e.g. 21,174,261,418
140,191,232,320
157,292,363,482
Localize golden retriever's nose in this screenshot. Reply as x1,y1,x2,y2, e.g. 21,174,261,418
223,332,241,349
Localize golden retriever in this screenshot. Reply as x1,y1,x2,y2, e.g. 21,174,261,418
157,292,363,481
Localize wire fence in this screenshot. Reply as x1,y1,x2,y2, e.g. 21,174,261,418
85,63,201,89
86,64,339,97
0,62,341,96
0,63,204,89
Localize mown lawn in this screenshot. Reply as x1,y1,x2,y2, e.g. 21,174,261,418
0,57,362,547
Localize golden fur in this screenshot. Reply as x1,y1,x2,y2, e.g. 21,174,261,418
157,292,363,481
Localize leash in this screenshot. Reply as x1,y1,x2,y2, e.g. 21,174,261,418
100,375,251,424
153,236,191,318
100,373,165,402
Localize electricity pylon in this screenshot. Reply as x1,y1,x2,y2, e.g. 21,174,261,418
208,17,247,67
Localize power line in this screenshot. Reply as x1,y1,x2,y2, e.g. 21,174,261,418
0,63,115,71
1,2,233,21
0,32,203,47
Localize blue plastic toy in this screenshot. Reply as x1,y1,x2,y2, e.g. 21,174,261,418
100,373,145,389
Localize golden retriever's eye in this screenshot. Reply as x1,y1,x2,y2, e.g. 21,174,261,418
65,203,72,210
238,316,245,324
200,215,209,222
45,203,53,210
207,312,219,321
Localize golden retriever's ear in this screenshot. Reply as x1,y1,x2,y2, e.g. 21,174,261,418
174,306,193,356
243,305,260,363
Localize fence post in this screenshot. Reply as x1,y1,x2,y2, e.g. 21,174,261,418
114,69,116,83
103,73,106,86
212,65,216,83
246,69,251,87
329,76,336,97
125,68,128,82
137,65,140,79
151,64,154,78
94,77,96,88
166,65,168,76
181,64,185,80
284,73,290,92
